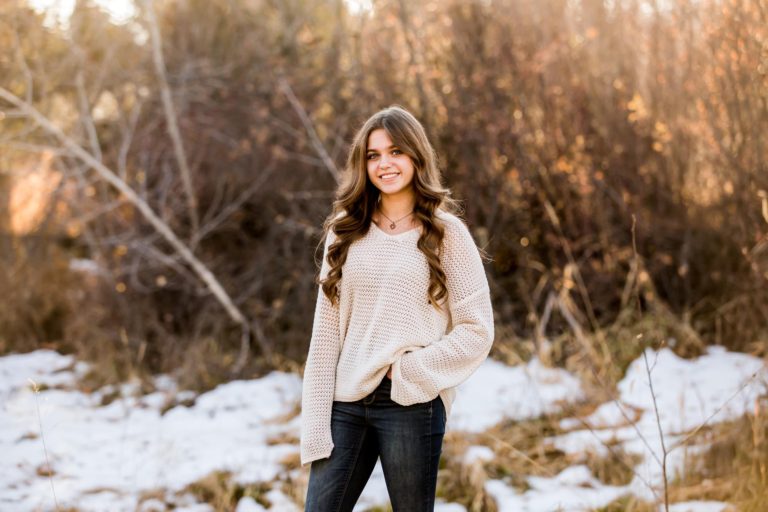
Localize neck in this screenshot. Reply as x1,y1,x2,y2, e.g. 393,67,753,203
378,195,416,219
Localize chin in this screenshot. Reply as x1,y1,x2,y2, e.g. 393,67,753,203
380,186,407,195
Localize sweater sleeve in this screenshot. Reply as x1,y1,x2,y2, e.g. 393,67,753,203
300,230,341,466
390,217,495,404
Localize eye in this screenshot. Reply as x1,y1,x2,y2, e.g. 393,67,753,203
366,153,378,160
392,149,402,155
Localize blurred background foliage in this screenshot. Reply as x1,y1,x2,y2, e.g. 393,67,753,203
0,0,766,391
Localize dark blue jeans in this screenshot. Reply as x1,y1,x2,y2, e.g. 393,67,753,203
304,376,446,511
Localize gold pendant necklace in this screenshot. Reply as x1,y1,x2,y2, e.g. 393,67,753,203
378,207,414,230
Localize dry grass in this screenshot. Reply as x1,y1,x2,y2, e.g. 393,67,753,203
182,470,273,511
481,417,571,488
584,447,644,487
135,488,167,509
437,434,499,511
574,310,704,398
493,308,709,415
593,495,656,511
0,239,74,354
4,242,760,510
434,415,646,511
280,468,308,510
670,405,768,511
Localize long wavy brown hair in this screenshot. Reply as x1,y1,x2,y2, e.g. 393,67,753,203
317,105,464,310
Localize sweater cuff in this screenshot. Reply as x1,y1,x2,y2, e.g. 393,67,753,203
390,348,437,405
300,437,334,467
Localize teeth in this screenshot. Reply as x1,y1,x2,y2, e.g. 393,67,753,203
381,173,399,180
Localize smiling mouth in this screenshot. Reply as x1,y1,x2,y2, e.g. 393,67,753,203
380,172,400,181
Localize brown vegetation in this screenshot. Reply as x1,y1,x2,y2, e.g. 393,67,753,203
0,0,766,508
670,404,768,511
1,0,765,383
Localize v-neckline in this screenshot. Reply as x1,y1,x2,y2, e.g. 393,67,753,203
370,220,422,239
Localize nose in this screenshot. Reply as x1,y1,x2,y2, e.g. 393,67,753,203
379,154,391,169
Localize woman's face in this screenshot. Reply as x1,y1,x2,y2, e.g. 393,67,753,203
365,128,416,200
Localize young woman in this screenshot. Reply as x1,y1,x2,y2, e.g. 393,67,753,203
300,105,494,511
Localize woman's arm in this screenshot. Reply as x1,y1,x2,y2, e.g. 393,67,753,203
300,230,342,466
390,218,494,403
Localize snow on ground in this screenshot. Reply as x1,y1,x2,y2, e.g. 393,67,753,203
1,345,763,511
665,501,732,512
550,346,767,503
1,350,302,511
448,357,584,432
486,465,629,512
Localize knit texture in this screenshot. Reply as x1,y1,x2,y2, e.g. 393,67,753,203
300,209,495,466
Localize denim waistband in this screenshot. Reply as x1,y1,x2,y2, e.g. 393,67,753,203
358,376,391,404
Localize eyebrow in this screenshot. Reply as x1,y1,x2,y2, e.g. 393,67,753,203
366,145,398,153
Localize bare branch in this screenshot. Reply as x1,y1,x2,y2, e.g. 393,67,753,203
0,141,71,159
642,349,669,512
0,85,271,373
557,401,660,500
75,69,102,162
193,160,278,246
11,21,33,105
118,99,143,181
534,291,555,362
142,0,200,237
278,76,340,183
395,0,430,120
669,369,763,453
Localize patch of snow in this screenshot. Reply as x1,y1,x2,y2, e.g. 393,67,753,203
550,346,766,504
351,459,390,511
560,399,642,430
486,465,629,511
435,501,467,511
619,347,766,434
2,345,759,510
1,350,302,511
449,358,584,432
262,488,299,511
236,496,267,511
0,349,82,398
463,445,495,465
174,505,215,512
666,501,732,512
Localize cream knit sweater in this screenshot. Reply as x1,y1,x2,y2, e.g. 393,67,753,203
300,209,495,467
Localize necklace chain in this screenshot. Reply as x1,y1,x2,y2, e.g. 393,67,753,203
377,205,414,230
